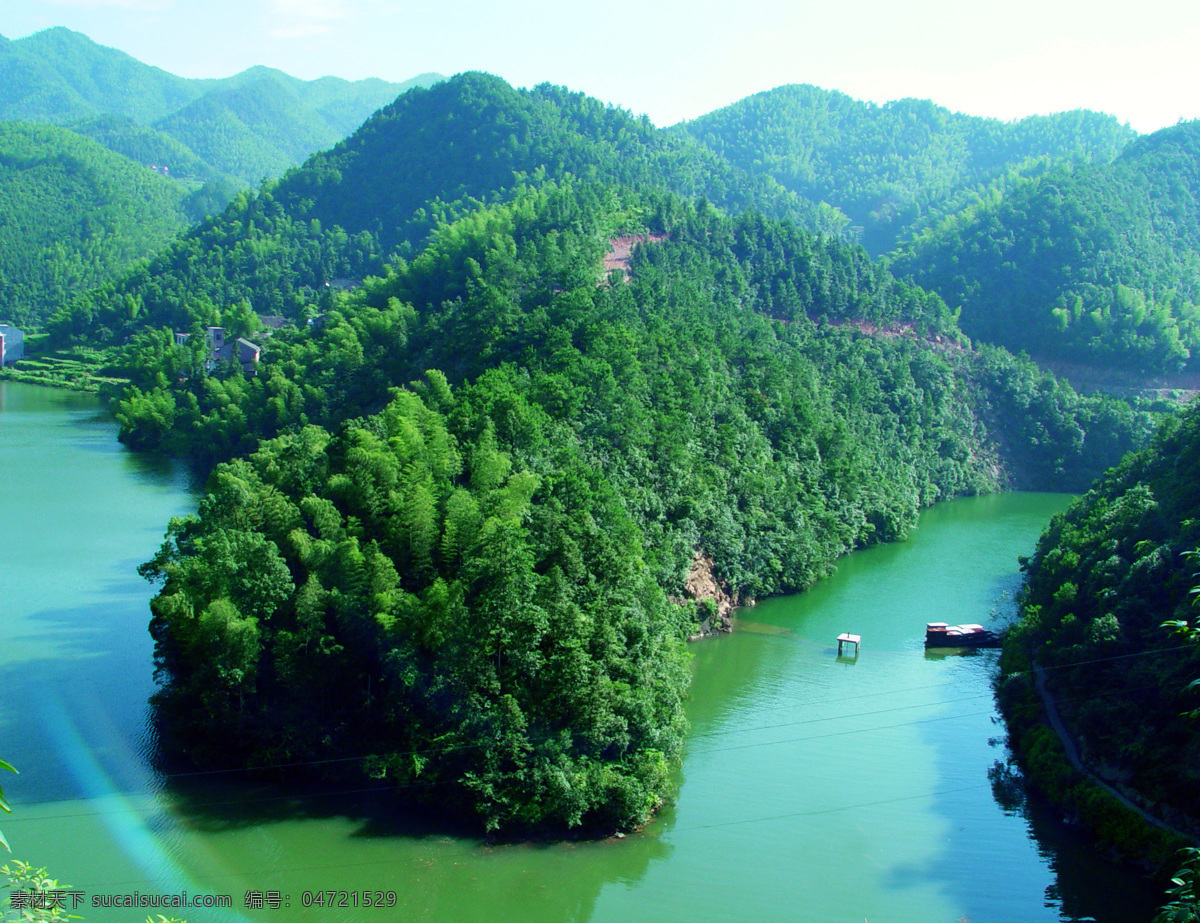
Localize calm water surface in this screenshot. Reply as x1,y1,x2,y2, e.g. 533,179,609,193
0,381,1164,921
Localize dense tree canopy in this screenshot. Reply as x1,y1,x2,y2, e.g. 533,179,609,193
142,387,691,834
894,122,1200,375
677,84,1133,253
45,72,848,345
9,55,1171,837
0,30,441,328
999,399,1200,835
134,181,1162,833
0,121,192,326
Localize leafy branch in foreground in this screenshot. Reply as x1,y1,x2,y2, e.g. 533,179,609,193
1156,848,1200,923
2,860,80,923
0,760,15,853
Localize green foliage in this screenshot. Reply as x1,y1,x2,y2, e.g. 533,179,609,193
66,114,214,183
0,27,197,125
47,184,386,346
22,61,1158,835
151,77,362,186
51,71,856,350
0,345,127,393
1,860,79,922
280,73,837,253
895,121,1200,374
995,677,1187,872
143,387,690,834
0,27,436,178
0,760,14,853
0,121,192,327
0,29,442,325
136,182,1159,833
677,84,1133,254
1158,849,1200,923
1002,399,1200,835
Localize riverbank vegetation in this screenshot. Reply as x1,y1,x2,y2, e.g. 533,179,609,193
998,399,1200,866
0,342,127,393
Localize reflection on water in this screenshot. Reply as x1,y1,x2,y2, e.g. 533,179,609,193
0,383,1170,921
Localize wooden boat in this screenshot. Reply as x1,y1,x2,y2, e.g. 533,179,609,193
924,622,1000,648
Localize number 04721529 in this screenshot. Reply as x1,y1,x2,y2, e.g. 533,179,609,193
301,890,398,908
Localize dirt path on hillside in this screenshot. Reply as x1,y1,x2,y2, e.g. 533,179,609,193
1032,662,1193,840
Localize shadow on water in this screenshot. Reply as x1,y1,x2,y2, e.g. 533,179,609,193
0,587,163,804
908,508,1167,923
6,590,676,923
151,753,676,923
1026,777,1165,921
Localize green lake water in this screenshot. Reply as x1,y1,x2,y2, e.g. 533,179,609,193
0,380,1165,921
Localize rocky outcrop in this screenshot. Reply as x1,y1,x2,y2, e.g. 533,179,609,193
602,235,667,281
672,551,748,640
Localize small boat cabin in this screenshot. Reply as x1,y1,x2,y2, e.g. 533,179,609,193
924,622,1000,648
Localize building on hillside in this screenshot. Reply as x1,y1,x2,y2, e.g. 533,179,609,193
222,337,261,371
174,326,260,374
0,325,25,366
257,315,290,332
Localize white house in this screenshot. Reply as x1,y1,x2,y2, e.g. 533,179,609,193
0,325,25,366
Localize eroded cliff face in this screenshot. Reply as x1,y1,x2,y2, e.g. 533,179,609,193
675,551,746,639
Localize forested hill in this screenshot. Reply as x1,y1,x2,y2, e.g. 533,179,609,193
998,399,1200,849
151,76,362,186
0,27,441,186
46,72,841,340
0,121,193,327
0,28,440,329
0,27,197,124
270,74,842,244
131,180,1160,835
893,120,1200,377
675,84,1134,254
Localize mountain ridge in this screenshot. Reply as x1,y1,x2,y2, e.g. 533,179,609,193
0,27,442,185
676,82,1136,254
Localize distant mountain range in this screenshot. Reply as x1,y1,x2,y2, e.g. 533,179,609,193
0,27,441,185
12,27,1200,379
676,85,1135,254
0,27,439,325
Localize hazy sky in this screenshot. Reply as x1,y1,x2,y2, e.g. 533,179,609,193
3,0,1199,133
